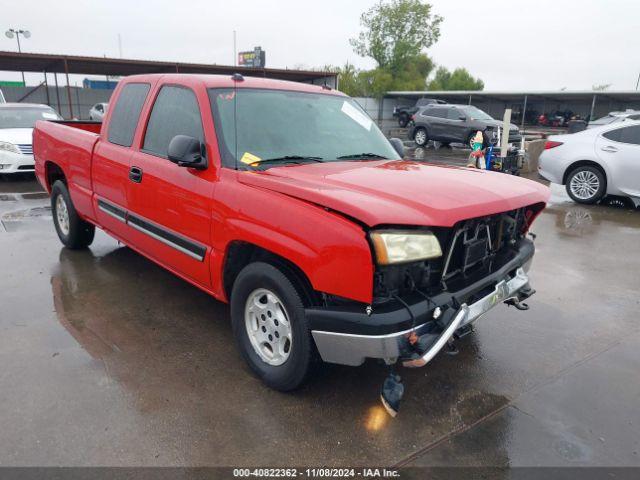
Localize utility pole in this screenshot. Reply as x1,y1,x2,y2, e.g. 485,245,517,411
5,28,30,85
233,30,237,66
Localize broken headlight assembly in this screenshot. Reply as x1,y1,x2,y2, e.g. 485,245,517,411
370,230,442,265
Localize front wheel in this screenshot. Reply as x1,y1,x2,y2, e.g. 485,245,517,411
565,166,606,204
51,180,95,249
230,262,315,391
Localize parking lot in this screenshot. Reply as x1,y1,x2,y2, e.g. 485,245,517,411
1,153,639,468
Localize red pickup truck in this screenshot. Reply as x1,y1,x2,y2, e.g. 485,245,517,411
34,74,549,395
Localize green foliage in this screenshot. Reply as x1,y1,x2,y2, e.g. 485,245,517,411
350,0,442,73
427,67,484,91
324,0,482,97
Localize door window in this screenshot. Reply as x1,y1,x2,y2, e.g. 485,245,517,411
424,106,446,118
107,83,150,147
603,125,640,145
446,108,462,120
143,86,204,158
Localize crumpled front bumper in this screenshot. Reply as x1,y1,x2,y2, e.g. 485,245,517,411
309,239,535,367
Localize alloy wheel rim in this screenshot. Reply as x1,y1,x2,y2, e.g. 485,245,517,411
244,288,292,366
55,195,70,236
570,171,600,200
415,130,426,145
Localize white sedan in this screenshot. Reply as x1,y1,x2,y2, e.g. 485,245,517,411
539,120,640,205
89,102,108,121
0,103,62,174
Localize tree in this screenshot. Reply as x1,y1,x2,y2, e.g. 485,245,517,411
350,0,442,74
427,67,484,91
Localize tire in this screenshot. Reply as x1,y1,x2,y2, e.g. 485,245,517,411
414,127,428,146
565,166,606,204
230,262,315,391
51,180,95,249
398,114,409,128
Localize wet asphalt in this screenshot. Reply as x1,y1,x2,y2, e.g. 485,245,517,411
0,156,639,467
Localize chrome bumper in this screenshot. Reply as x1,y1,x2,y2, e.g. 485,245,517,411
311,268,531,367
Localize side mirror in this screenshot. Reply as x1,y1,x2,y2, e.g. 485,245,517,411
389,137,405,158
459,115,467,121
167,135,207,169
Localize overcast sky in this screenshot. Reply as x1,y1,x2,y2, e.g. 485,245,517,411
2,0,639,91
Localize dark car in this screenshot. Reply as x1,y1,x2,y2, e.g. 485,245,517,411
410,104,522,148
393,98,446,127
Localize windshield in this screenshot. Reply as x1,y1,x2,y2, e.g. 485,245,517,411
590,115,619,126
0,107,61,129
460,106,494,121
209,88,400,168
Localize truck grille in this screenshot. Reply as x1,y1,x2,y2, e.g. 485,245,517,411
17,144,33,155
372,205,543,302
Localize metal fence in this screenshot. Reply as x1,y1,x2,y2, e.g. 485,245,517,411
1,85,113,120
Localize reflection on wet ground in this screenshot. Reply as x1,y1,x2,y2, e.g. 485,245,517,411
0,173,639,467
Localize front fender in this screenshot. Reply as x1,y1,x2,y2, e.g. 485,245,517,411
211,171,375,304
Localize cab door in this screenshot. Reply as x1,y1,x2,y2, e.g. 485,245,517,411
126,84,215,288
92,82,150,240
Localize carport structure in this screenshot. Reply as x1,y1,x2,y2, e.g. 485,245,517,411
0,50,337,118
385,90,640,128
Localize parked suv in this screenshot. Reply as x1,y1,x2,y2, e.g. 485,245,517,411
393,98,446,127
410,104,522,148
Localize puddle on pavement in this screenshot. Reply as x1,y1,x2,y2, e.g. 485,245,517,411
0,192,49,202
1,205,52,232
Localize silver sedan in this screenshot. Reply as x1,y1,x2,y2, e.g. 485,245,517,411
538,121,640,205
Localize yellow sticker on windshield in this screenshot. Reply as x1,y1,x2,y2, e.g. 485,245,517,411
240,152,262,165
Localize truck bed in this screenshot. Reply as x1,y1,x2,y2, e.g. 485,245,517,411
33,120,102,221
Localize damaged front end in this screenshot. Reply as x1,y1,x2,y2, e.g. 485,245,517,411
307,204,543,368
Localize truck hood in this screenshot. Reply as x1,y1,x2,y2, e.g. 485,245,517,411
0,128,33,145
239,160,550,227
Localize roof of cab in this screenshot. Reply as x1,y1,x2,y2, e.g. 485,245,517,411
121,73,346,96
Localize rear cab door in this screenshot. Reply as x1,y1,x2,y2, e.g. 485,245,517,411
125,77,216,288
92,81,154,239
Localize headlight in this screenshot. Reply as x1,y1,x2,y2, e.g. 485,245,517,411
370,230,442,265
0,141,20,154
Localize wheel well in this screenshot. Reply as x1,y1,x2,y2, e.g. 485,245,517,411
45,161,66,190
562,160,607,186
223,242,319,307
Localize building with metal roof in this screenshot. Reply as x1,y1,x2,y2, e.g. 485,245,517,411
0,51,337,118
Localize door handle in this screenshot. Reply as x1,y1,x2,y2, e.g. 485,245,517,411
601,145,618,153
129,166,143,183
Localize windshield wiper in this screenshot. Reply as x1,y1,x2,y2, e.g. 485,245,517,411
337,153,388,160
251,155,323,165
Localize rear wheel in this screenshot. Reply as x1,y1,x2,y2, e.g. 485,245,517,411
565,166,606,204
414,127,428,146
230,262,315,391
51,180,95,249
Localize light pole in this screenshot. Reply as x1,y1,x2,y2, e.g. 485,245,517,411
5,28,31,85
